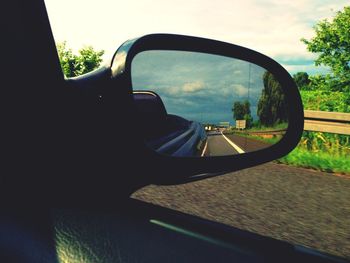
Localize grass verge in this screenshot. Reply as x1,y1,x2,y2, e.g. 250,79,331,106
224,130,350,175
225,131,281,145
244,122,288,132
278,148,350,175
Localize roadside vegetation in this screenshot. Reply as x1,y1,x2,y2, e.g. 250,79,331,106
278,131,350,174
278,147,350,175
55,8,350,175
229,7,350,175
225,122,287,134
279,6,350,175
56,41,104,77
226,131,282,145
232,71,288,130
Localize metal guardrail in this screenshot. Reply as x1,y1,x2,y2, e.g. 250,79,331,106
304,110,350,135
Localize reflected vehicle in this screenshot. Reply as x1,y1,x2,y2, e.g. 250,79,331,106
132,50,289,157
207,130,221,136
134,91,207,157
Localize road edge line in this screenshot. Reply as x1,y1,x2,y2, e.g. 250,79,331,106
221,132,245,154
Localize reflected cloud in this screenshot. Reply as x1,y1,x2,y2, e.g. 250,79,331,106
232,84,248,97
183,81,205,93
132,50,270,125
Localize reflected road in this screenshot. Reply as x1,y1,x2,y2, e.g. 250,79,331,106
205,134,239,156
205,132,271,156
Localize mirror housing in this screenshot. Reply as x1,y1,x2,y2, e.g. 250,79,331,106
110,34,304,184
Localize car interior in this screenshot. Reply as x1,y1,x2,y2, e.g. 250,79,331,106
1,1,348,262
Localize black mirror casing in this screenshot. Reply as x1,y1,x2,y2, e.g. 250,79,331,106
110,34,304,184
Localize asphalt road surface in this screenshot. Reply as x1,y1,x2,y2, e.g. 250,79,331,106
205,133,271,156
206,134,239,156
225,134,271,153
133,162,350,260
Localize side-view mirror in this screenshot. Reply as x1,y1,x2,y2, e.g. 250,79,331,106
110,34,303,183
132,52,289,157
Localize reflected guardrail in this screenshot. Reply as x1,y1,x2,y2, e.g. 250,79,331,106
245,129,286,136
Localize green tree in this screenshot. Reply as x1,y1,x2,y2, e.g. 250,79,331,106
243,100,253,128
77,46,105,74
293,72,310,90
57,42,76,77
232,100,253,128
57,42,105,77
301,6,350,88
232,101,245,120
257,71,288,126
243,114,253,129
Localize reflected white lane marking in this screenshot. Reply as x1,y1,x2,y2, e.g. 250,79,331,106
201,140,208,157
220,132,245,154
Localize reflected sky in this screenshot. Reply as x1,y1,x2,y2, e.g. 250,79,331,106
132,51,267,125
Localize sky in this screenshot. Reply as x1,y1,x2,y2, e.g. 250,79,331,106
44,0,348,125
132,51,266,124
44,0,349,75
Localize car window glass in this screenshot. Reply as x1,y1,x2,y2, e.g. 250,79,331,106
45,0,350,259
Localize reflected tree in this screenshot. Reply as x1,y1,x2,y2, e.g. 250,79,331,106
232,100,253,128
257,71,288,126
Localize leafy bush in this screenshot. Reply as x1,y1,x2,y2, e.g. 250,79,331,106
280,88,350,174
57,42,104,77
300,90,350,112
299,131,350,155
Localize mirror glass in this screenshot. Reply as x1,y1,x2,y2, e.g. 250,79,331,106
131,51,288,157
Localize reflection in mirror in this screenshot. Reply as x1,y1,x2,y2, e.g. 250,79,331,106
131,51,288,157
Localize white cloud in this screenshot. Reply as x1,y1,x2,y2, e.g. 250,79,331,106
44,0,349,74
165,81,205,96
232,84,248,97
166,86,180,96
182,81,205,93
